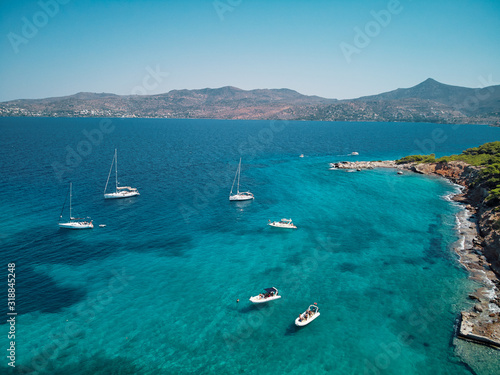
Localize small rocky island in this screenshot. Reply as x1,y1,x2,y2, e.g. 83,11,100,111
331,143,500,350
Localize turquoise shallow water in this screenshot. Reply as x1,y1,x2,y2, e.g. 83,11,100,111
1,118,500,374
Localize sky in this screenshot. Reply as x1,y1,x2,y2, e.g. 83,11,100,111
1,0,499,101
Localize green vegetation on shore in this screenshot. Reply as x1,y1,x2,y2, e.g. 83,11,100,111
436,142,500,166
397,142,500,205
396,154,436,164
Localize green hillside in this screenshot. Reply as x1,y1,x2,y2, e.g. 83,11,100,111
397,141,500,205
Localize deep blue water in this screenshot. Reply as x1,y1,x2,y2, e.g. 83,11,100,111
1,118,500,374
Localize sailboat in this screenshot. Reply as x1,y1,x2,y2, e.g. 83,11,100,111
58,182,93,229
104,149,140,199
229,158,254,201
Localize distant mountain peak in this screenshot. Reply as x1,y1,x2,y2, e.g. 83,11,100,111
421,78,439,84
415,78,448,89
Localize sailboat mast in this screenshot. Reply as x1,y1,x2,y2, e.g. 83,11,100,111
114,149,118,192
237,158,241,194
69,182,72,220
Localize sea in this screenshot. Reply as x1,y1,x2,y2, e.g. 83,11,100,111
1,117,500,375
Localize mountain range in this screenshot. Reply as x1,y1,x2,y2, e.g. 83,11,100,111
1,78,499,125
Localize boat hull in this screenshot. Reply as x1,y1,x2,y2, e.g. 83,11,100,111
249,295,282,304
295,312,320,326
268,223,297,229
104,191,140,199
229,193,254,201
59,222,93,229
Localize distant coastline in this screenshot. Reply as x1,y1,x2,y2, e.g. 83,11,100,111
1,78,499,126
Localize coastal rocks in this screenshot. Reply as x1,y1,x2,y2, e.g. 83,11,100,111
469,294,480,301
475,304,484,313
478,208,500,272
411,163,436,175
459,312,500,348
407,161,481,185
433,161,474,182
329,160,397,170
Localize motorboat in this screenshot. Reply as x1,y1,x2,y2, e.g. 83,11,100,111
295,303,320,326
268,218,297,229
299,154,304,158
350,152,359,156
104,149,140,199
58,182,93,230
249,287,282,303
229,158,254,201
99,224,106,228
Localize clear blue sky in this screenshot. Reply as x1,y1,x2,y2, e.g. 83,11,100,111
1,0,499,101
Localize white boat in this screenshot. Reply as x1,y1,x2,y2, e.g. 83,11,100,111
295,303,320,326
249,287,282,304
268,218,297,229
397,170,403,175
299,154,304,158
104,149,140,199
58,182,93,230
99,224,106,228
229,158,254,201
350,152,359,156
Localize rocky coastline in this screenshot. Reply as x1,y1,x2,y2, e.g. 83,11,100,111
330,160,500,349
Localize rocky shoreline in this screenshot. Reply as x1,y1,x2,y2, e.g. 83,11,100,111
330,160,500,349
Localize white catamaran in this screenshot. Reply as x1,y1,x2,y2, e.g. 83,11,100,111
229,158,254,201
58,182,93,229
104,149,140,199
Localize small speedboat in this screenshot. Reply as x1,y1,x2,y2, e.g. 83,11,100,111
268,218,297,229
249,287,282,303
299,154,304,158
99,224,106,228
350,152,359,156
397,170,403,175
295,303,320,326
